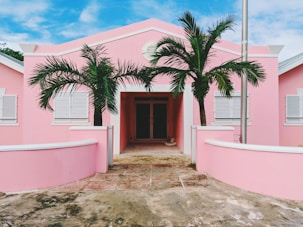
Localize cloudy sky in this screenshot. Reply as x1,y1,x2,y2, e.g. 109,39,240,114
0,0,302,62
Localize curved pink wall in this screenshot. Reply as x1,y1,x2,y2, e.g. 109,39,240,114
195,126,303,200
0,140,97,192
205,140,303,200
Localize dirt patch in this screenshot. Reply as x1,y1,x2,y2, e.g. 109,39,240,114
1,155,303,226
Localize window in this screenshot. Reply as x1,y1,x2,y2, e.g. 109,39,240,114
286,95,303,124
0,94,17,125
214,92,248,125
54,91,89,124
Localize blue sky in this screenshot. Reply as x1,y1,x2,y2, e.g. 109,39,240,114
0,0,302,61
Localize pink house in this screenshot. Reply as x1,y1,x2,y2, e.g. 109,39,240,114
1,18,281,153
279,53,303,146
0,52,23,145
3,18,303,199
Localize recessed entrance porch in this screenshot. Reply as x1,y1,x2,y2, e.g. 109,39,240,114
119,92,182,153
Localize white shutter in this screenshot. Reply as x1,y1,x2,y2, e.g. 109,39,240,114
231,96,241,119
71,92,88,118
286,96,301,118
2,95,16,119
286,95,303,123
215,96,231,119
54,93,70,119
214,92,247,124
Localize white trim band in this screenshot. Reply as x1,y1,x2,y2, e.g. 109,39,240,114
205,139,303,154
0,139,97,151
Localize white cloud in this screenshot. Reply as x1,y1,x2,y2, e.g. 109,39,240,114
59,1,104,39
79,0,101,23
0,28,29,43
130,0,179,23
60,23,101,39
0,0,49,21
231,0,303,61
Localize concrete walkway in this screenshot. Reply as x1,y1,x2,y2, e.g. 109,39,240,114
50,145,199,191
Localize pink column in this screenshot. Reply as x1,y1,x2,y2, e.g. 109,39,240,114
195,126,235,172
69,126,110,173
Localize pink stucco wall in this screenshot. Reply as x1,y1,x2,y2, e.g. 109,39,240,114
279,65,303,146
0,64,23,145
195,126,303,200
193,52,280,145
0,140,97,192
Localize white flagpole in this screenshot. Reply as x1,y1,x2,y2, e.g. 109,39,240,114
240,0,248,143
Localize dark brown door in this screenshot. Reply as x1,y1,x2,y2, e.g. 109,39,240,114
135,100,167,140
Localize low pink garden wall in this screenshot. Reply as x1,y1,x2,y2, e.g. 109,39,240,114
0,126,111,193
0,140,97,192
195,126,303,200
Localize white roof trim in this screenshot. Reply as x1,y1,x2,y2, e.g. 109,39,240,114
23,27,275,59
24,27,186,57
279,52,303,75
0,54,23,73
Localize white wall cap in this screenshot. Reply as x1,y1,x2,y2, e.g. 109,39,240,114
0,139,97,151
206,139,303,154
196,126,235,131
70,126,108,130
268,45,284,55
19,43,36,53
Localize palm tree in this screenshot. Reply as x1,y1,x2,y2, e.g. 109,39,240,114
29,44,150,126
149,11,265,125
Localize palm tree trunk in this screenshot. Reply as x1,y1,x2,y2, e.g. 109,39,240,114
94,106,102,126
198,99,207,126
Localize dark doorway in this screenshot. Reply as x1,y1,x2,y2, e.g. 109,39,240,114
135,98,167,140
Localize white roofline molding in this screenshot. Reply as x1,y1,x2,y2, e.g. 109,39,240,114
23,27,277,59
279,52,303,75
0,54,23,73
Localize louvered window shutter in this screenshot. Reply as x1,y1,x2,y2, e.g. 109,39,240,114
286,95,303,123
231,96,241,119
71,92,88,118
2,95,16,119
54,93,70,119
286,96,301,118
215,96,231,119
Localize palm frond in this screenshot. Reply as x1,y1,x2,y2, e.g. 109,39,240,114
81,44,109,65
205,71,234,97
151,37,192,68
30,57,83,87
209,59,265,87
235,61,266,86
201,15,235,70
178,11,203,39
